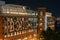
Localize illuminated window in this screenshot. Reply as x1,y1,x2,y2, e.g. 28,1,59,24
40,28,42,30
19,31,21,34
36,13,38,15
14,32,17,35
23,7,25,9
29,35,32,38
23,37,27,40
22,30,25,34
40,18,42,21
10,9,12,11
4,34,7,38
34,34,37,37
15,12,18,14
10,9,12,13
34,18,38,22
13,9,16,14
28,18,34,21
29,29,32,32
40,11,43,16
17,32,19,35
7,17,10,21
13,11,15,14
10,33,13,36
15,39,21,40
48,22,54,25
6,9,9,13
4,26,7,30
22,18,24,21
7,33,10,37
2,8,7,13
40,23,43,26
10,11,13,14
32,13,35,15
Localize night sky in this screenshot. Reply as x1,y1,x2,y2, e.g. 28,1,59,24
2,0,60,17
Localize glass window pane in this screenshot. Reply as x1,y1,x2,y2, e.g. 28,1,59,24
40,11,43,16
2,8,7,13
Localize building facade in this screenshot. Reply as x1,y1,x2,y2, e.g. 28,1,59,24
0,1,56,40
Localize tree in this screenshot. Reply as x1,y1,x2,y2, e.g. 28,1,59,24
45,27,56,40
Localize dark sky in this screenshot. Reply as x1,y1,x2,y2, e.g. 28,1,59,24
2,0,60,17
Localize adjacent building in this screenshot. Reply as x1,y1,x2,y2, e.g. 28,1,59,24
45,12,55,30
55,17,60,31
